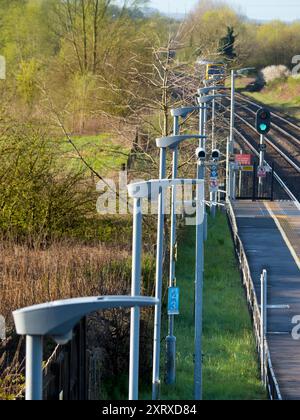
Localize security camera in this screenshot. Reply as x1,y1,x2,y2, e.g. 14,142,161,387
196,147,206,161
211,149,221,161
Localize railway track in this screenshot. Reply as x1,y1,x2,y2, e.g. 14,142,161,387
235,93,300,132
233,127,299,204
220,94,300,201
235,94,300,164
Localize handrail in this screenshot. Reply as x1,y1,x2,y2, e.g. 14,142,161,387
226,200,282,400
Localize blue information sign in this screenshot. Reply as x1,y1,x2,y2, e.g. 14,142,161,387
168,287,180,316
210,164,218,180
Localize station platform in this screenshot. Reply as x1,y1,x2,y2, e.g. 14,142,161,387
231,200,300,400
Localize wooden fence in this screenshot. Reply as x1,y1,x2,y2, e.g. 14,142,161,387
43,319,87,400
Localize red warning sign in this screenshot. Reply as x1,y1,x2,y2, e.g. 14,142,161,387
235,154,252,166
210,179,219,193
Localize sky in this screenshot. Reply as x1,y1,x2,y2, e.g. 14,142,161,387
149,0,300,22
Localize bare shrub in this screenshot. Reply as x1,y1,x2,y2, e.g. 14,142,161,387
0,241,132,323
260,65,291,84
0,239,155,399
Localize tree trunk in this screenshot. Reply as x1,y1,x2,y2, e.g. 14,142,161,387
81,0,88,72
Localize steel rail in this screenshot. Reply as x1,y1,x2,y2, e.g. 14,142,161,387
233,127,300,207
235,111,300,173
235,92,300,132
220,102,300,173
234,100,300,147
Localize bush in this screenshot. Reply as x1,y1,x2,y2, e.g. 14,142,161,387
0,121,95,245
260,65,291,84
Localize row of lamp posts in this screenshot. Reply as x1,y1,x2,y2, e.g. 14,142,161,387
153,65,256,399
12,65,250,401
152,79,229,400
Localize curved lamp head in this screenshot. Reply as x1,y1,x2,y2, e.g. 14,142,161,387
13,296,159,344
156,135,205,150
198,86,226,96
235,67,256,77
171,106,199,118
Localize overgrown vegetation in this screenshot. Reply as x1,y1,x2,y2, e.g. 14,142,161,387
180,0,300,70
0,0,298,400
245,77,300,120
144,214,266,400
0,0,187,399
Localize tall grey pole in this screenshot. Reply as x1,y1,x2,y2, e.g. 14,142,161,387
26,335,43,400
166,116,179,385
129,197,143,400
194,161,205,401
199,104,205,148
211,89,216,150
194,101,205,401
203,100,207,138
152,147,167,400
227,70,236,201
230,70,235,144
199,102,208,241
211,88,217,218
200,98,208,239
226,137,230,200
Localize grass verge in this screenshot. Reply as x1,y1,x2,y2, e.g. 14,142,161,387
152,212,266,400
242,77,300,120
58,134,130,175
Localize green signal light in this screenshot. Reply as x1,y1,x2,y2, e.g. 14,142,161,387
256,108,271,134
260,123,267,131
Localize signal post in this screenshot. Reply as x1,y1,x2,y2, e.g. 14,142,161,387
256,108,271,196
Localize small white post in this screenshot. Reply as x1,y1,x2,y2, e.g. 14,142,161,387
239,150,243,197
260,270,267,386
232,167,237,200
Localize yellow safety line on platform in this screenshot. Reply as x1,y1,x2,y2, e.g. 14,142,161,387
265,202,300,271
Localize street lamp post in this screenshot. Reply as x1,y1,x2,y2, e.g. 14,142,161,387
129,195,143,400
166,111,204,386
227,69,236,201
194,149,205,401
195,92,218,400
13,296,159,400
230,69,236,145
165,115,180,386
153,134,205,400
152,147,167,400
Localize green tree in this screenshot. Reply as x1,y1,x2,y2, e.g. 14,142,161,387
16,59,40,105
218,26,237,61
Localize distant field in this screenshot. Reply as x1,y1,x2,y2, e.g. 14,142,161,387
242,77,300,120
58,134,131,175
142,212,266,401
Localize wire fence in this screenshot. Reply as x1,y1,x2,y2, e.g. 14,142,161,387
227,200,282,401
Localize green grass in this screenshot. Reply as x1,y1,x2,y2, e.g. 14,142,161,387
58,134,130,175
243,77,300,120
147,212,266,400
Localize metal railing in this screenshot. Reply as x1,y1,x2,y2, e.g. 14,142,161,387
226,200,282,400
